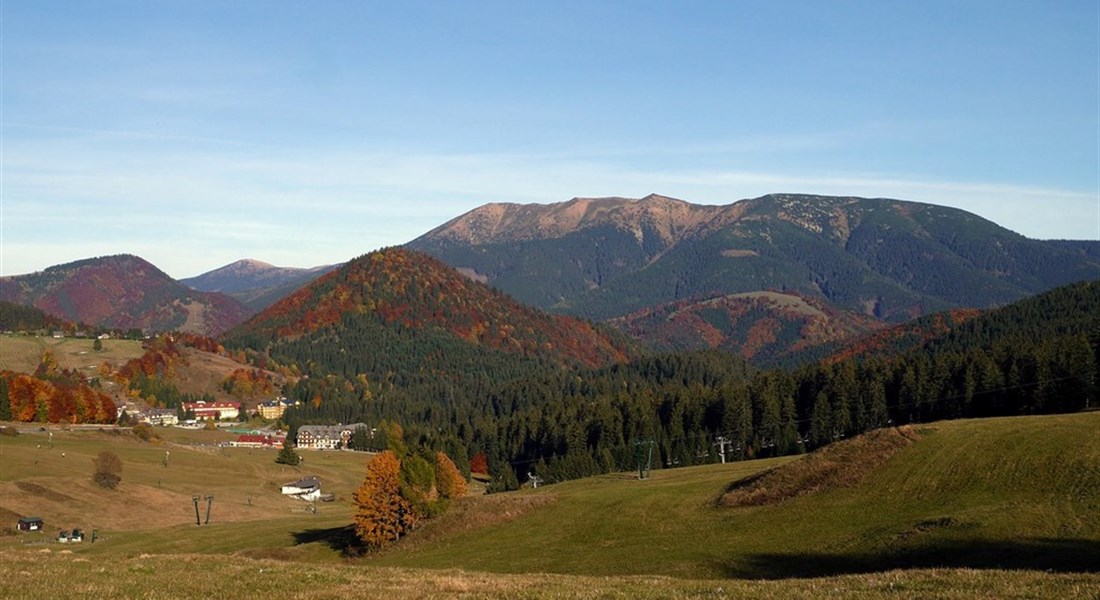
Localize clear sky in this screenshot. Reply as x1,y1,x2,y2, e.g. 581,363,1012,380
2,1,1098,278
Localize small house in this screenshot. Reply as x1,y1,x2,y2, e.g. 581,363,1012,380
17,517,43,531
281,476,322,501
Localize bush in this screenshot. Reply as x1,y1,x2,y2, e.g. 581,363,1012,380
93,471,121,489
132,423,157,442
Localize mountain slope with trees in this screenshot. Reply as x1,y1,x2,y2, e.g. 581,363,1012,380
0,255,251,337
610,290,884,364
409,194,1100,325
221,247,639,468
225,247,634,370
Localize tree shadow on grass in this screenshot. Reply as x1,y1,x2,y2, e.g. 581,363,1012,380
292,525,365,557
719,538,1100,579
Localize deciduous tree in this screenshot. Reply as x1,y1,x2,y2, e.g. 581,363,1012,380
353,451,417,549
435,451,468,499
93,450,122,489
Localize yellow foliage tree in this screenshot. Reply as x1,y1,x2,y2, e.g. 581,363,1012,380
434,451,468,499
353,451,417,549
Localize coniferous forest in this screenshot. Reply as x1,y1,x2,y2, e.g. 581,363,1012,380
223,250,1099,491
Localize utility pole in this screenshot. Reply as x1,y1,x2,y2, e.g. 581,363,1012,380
635,438,655,480
192,496,201,526
204,495,214,525
714,436,730,464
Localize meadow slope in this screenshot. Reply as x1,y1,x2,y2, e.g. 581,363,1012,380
1,412,1098,598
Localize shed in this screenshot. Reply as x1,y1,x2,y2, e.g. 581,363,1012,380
17,517,44,531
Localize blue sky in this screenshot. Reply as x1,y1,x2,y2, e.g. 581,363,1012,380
3,1,1098,278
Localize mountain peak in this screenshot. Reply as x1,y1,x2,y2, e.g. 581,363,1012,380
180,259,342,311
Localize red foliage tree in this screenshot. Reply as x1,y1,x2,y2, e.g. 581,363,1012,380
469,452,489,476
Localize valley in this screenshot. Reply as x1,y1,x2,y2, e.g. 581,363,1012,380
1,194,1098,598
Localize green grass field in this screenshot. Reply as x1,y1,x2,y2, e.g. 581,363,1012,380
2,412,1098,598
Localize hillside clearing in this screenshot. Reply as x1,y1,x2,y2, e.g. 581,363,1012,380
0,335,145,376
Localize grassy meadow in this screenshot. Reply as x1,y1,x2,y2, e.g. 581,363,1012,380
370,412,1100,579
0,334,145,377
1,412,1099,598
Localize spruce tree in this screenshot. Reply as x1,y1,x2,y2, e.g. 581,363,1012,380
275,440,300,466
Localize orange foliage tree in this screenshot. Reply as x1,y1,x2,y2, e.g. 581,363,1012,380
220,368,276,399
434,451,468,499
353,451,417,549
1,372,115,424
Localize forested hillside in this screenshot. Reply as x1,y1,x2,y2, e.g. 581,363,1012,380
0,301,72,332
0,255,251,337
611,290,883,364
228,259,1098,489
221,248,639,472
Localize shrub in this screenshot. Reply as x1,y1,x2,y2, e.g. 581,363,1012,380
132,422,158,442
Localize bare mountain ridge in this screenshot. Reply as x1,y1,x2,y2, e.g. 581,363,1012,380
422,194,732,248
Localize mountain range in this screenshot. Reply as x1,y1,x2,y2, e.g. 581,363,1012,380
3,194,1097,356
